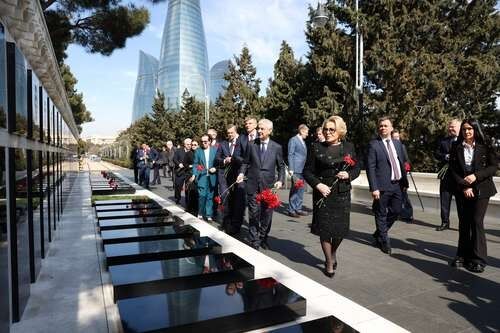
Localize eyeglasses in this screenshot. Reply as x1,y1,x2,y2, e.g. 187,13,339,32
323,127,336,133
462,126,474,131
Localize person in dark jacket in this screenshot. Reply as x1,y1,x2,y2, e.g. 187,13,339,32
172,138,192,204
449,118,498,273
434,119,461,231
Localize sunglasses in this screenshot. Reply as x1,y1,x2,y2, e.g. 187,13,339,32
323,127,336,132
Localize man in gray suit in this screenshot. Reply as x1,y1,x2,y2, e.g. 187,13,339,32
237,119,286,250
287,124,309,217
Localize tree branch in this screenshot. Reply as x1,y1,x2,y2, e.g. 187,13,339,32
41,0,58,11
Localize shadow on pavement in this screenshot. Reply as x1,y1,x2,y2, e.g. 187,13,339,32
266,235,323,268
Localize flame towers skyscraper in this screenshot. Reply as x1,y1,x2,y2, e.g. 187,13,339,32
131,51,159,122
157,0,209,110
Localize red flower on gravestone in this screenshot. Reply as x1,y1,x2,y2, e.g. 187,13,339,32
404,162,411,172
294,178,305,189
256,278,278,289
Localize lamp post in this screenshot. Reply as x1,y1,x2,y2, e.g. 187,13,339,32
312,1,363,119
187,73,209,130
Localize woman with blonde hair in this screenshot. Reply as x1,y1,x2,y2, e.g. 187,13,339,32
304,116,360,277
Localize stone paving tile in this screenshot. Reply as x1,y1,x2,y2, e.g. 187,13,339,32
100,164,500,333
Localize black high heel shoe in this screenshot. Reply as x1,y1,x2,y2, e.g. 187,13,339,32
323,262,335,278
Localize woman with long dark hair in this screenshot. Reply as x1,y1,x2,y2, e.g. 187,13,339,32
449,118,497,273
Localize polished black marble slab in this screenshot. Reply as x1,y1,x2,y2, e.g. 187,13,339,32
118,277,306,333
98,215,180,231
268,315,358,332
95,202,161,213
110,253,254,302
93,199,152,207
92,187,136,195
101,224,199,245
97,208,169,220
104,236,222,266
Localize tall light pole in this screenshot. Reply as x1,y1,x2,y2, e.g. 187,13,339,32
312,1,363,119
186,73,209,130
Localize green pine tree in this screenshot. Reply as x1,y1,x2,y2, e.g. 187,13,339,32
264,41,304,146
210,46,263,130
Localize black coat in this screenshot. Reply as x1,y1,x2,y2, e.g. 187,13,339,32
435,136,456,188
449,142,497,199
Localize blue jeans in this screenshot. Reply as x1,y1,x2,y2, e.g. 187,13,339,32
288,173,305,213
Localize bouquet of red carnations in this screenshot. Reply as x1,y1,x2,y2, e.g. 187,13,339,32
256,188,281,209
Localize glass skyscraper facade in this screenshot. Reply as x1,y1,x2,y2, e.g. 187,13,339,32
209,60,230,103
157,0,209,110
131,51,159,122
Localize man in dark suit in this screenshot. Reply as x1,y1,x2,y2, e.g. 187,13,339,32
367,117,409,255
237,119,285,250
287,124,309,217
172,138,192,204
434,119,461,231
239,117,259,157
215,124,245,235
130,143,140,184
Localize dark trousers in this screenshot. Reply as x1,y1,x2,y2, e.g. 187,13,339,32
133,165,139,184
185,182,198,215
221,183,246,234
152,164,161,184
439,182,454,224
373,185,403,246
400,190,413,220
174,175,185,203
456,195,489,265
139,165,150,189
247,192,274,247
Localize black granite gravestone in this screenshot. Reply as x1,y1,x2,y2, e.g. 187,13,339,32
93,199,152,207
117,277,306,333
98,215,180,231
267,315,358,332
104,236,222,266
110,253,254,302
96,208,169,220
95,202,161,213
101,224,199,245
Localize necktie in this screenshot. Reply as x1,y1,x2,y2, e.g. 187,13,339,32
230,141,235,156
386,139,401,180
260,142,266,161
249,134,254,141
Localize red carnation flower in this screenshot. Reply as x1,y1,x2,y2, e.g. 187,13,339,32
404,162,411,172
343,154,357,167
294,179,305,189
256,188,281,209
256,278,278,289
214,196,222,205
196,164,205,171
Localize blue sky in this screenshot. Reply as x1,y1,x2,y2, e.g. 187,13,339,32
68,0,312,138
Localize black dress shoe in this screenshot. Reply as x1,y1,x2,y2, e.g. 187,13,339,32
261,241,270,250
297,211,308,216
450,257,464,268
323,269,335,278
288,212,300,218
436,223,449,231
465,262,485,273
380,243,392,255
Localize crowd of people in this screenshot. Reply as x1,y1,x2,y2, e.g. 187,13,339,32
130,116,497,277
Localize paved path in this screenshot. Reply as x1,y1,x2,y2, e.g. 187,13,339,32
92,161,500,333
12,173,108,333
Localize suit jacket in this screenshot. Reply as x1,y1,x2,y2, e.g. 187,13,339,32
288,135,307,174
366,137,409,192
240,138,286,194
449,142,497,199
173,148,188,177
435,136,456,187
215,137,244,181
193,147,217,188
239,132,259,159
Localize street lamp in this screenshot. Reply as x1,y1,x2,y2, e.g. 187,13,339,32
186,73,209,130
312,1,363,119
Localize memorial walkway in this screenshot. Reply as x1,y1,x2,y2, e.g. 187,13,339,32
99,161,500,333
